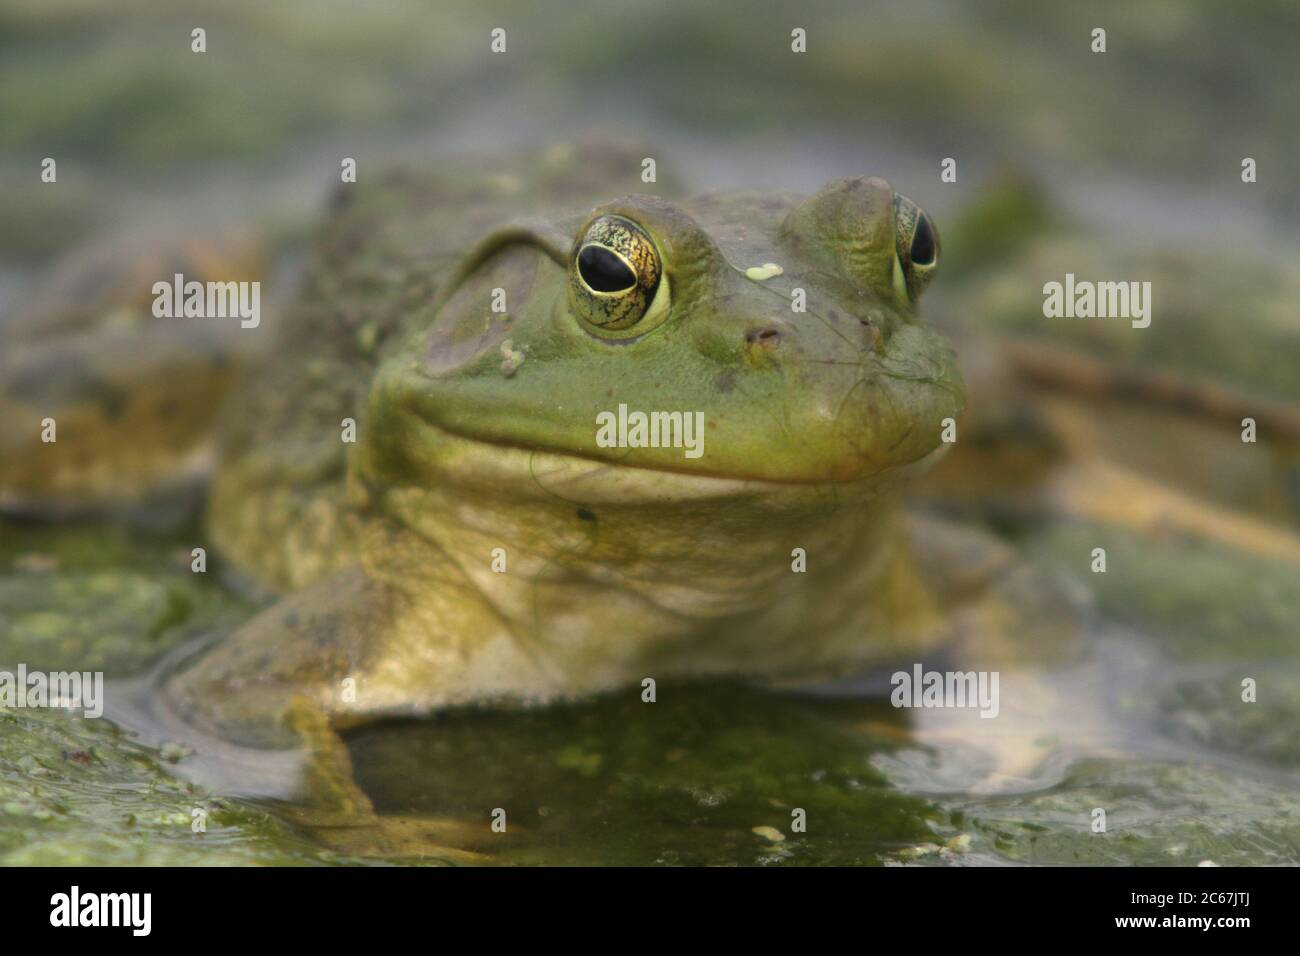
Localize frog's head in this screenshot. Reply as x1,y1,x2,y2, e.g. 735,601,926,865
362,176,962,502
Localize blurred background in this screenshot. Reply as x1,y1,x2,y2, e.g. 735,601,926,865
2,0,1297,279
0,0,1296,866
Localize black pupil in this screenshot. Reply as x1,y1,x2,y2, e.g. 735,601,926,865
910,214,936,266
578,246,636,292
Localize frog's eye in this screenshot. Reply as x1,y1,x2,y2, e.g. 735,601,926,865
892,194,940,302
569,215,670,337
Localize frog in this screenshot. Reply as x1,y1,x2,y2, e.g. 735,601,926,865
165,143,985,741
3,144,1082,835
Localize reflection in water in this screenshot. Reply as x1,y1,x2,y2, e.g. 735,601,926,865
337,683,937,866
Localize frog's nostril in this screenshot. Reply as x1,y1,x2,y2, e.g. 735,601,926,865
745,328,781,347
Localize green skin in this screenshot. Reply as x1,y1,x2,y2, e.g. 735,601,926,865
153,145,966,749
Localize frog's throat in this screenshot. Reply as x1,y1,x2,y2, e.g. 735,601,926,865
355,432,941,683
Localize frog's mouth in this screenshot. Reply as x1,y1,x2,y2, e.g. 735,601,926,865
362,398,953,512
364,338,962,497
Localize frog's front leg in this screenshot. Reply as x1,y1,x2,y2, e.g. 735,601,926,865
160,568,391,826
163,566,540,858
164,563,554,740
163,568,387,749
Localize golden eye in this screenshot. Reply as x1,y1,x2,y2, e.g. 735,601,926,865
569,215,669,336
893,194,940,302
